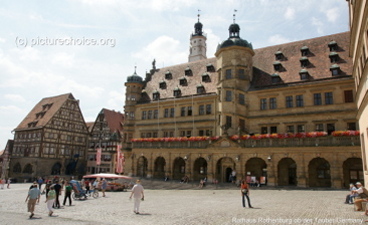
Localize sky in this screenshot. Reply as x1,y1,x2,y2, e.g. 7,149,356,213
0,0,350,150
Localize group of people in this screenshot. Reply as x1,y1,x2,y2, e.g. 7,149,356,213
25,178,75,218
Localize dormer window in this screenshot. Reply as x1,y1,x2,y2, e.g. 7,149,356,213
159,81,166,89
179,77,187,86
300,57,309,67
202,73,211,82
300,46,309,56
330,64,341,76
329,52,339,63
275,51,284,60
153,91,160,100
273,61,282,71
36,111,46,119
299,69,310,80
184,67,192,76
42,103,53,111
206,64,215,72
173,87,181,97
271,73,281,84
165,71,172,80
197,84,205,94
328,41,338,51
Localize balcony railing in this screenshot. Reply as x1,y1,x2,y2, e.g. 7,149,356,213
131,136,360,149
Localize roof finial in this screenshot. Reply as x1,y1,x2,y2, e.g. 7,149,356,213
233,9,237,23
197,9,201,22
134,65,137,74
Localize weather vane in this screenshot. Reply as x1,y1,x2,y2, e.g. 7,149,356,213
233,9,237,23
198,9,201,22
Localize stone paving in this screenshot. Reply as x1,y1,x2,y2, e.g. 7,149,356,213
0,183,366,225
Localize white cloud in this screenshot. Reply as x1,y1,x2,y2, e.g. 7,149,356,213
51,52,75,68
0,105,23,114
268,34,292,45
106,90,124,111
311,17,324,34
206,29,221,56
326,8,339,23
4,94,26,102
284,7,295,20
0,38,5,43
133,35,187,66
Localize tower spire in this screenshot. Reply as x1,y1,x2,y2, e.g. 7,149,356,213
198,9,201,22
233,9,237,23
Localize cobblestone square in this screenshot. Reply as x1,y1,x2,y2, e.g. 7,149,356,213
0,183,366,225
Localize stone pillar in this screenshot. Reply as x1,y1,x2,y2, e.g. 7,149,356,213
297,154,307,188
266,159,276,186
330,154,342,189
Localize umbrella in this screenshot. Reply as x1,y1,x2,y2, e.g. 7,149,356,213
82,173,132,179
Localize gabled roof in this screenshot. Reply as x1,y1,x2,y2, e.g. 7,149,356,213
143,57,217,100
86,122,95,133
103,109,124,133
14,93,75,131
251,32,351,88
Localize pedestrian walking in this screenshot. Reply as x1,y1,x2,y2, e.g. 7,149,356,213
25,184,41,218
0,178,5,189
101,178,107,197
7,178,11,188
240,180,253,208
43,180,52,198
45,185,56,216
129,180,144,214
53,180,62,208
37,177,43,190
63,181,73,206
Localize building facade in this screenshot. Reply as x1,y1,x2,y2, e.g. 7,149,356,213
9,93,89,181
122,17,362,189
0,140,13,180
347,1,368,187
86,108,124,174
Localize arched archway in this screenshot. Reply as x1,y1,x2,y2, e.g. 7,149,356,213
154,157,166,178
172,157,186,180
308,157,331,187
277,158,297,186
23,164,33,174
343,158,363,188
51,162,62,175
13,163,21,173
193,157,207,181
216,157,235,182
245,158,267,185
137,156,148,178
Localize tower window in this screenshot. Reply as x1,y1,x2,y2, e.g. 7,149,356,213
225,69,232,79
260,98,267,110
330,64,340,76
225,116,232,129
159,81,166,89
197,85,205,94
299,69,309,80
239,94,245,105
300,46,309,56
153,91,160,100
179,77,187,86
300,57,309,67
328,41,338,51
273,61,282,71
225,91,232,101
206,64,215,72
185,67,193,76
329,52,339,63
165,71,172,80
202,73,211,82
344,90,354,103
238,69,246,80
173,88,181,97
275,51,284,60
313,93,322,105
325,92,333,105
271,73,281,83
